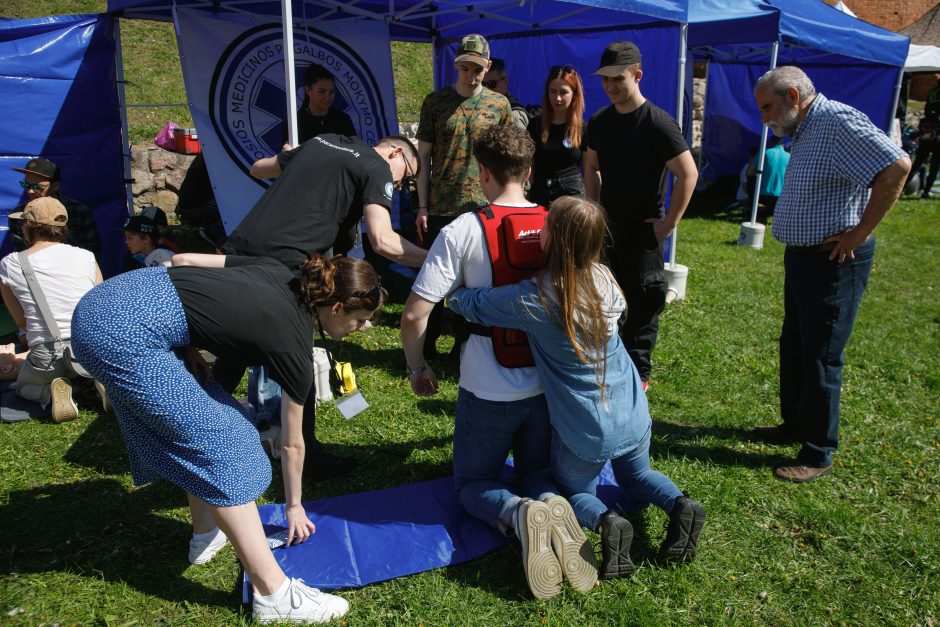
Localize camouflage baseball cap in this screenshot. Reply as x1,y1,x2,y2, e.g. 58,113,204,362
455,34,490,67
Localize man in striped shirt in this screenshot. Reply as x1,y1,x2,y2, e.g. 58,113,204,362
751,66,910,483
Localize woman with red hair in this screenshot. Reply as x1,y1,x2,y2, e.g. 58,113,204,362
526,65,586,207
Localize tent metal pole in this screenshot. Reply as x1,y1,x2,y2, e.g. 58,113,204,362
888,65,904,134
113,17,134,215
668,23,688,268
749,40,778,226
282,0,299,147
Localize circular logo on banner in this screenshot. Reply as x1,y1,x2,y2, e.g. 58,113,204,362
209,24,391,185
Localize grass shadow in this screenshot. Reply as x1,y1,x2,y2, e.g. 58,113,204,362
650,419,794,469
0,478,234,608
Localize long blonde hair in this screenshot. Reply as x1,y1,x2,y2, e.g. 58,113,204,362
536,196,612,395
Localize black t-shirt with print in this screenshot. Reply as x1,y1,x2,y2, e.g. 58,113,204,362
528,117,584,183
585,101,688,233
168,256,314,403
224,134,393,275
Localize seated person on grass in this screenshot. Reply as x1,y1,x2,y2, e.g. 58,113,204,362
401,125,595,600
0,198,102,423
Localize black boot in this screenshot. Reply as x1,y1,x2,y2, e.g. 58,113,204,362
658,495,706,563
598,510,635,579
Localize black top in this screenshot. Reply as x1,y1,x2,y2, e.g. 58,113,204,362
285,107,357,144
176,153,216,211
223,134,394,275
168,256,314,403
585,101,688,231
528,117,583,183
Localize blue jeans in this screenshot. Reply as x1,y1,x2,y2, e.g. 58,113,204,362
550,426,683,531
780,237,875,467
453,388,553,533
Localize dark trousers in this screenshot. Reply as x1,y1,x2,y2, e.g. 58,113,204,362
609,223,666,381
908,139,940,192
213,358,323,454
780,237,875,467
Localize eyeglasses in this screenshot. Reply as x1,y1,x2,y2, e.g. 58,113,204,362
482,76,506,89
19,180,46,192
395,151,417,190
550,65,576,74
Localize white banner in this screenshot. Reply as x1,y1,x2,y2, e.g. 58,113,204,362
175,9,398,232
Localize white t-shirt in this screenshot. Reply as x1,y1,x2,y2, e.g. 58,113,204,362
412,208,543,401
0,244,97,346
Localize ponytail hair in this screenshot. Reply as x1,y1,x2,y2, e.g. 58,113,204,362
299,254,387,314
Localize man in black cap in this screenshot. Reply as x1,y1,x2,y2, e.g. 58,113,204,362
10,158,101,258
582,41,698,389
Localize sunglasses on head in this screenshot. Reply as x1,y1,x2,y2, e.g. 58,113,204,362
351,283,382,301
482,76,505,89
550,64,576,74
19,180,46,192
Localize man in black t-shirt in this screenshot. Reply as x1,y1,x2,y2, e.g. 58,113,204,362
225,133,426,272
583,42,698,388
219,134,426,479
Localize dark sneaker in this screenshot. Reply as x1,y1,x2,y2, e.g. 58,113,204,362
658,496,706,563
751,425,798,444
304,452,357,481
774,463,832,483
599,510,635,579
50,378,79,423
514,499,562,599
544,495,597,592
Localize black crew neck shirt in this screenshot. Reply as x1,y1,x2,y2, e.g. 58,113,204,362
168,256,314,403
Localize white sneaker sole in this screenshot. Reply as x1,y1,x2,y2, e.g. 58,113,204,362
519,500,562,599
545,495,597,592
50,378,78,423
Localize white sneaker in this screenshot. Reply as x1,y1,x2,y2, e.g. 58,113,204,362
253,578,350,624
187,528,229,564
50,377,79,423
514,499,562,599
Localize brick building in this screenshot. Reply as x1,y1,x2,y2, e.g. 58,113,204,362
844,0,936,32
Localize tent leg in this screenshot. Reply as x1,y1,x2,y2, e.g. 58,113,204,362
113,17,134,215
740,40,779,249
282,0,299,147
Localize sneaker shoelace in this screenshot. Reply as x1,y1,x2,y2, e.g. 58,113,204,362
290,579,324,610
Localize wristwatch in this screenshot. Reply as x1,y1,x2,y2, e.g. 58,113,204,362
407,362,427,377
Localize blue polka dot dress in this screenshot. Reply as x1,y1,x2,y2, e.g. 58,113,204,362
71,267,271,506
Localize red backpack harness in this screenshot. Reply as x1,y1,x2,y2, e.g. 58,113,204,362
467,203,548,368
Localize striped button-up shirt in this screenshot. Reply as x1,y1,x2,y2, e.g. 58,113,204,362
772,94,906,246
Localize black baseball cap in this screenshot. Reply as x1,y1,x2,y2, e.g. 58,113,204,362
594,41,642,77
122,206,167,235
13,157,60,182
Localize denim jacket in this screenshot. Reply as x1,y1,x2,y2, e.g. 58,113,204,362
449,263,651,462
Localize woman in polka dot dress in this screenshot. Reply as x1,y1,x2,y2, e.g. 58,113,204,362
71,252,385,624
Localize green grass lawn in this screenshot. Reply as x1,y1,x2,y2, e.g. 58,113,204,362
1,199,937,625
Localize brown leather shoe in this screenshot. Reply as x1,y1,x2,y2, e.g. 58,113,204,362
752,425,798,444
774,463,833,483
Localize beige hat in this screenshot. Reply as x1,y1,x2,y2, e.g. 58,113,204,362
8,197,69,226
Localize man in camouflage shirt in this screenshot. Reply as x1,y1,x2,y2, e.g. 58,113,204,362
415,33,511,357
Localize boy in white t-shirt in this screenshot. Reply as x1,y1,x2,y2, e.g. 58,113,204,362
401,126,596,599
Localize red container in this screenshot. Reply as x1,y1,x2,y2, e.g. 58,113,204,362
174,127,201,154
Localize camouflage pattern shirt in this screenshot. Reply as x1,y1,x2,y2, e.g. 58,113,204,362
417,86,511,216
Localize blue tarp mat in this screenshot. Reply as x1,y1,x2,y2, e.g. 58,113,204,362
242,461,632,601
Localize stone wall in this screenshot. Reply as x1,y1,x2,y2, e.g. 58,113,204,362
130,144,196,215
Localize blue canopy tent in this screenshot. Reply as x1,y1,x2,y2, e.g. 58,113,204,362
105,0,779,278
0,14,129,276
696,0,910,222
